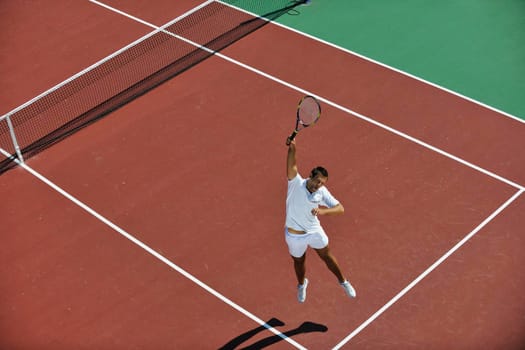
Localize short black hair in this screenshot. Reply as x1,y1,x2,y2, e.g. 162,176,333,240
310,166,328,178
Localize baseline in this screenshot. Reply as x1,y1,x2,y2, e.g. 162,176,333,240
271,19,525,125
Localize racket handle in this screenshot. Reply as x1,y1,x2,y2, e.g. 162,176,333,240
287,130,298,145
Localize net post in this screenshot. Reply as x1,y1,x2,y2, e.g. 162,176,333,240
4,114,24,164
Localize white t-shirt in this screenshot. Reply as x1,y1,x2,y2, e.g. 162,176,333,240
285,174,340,232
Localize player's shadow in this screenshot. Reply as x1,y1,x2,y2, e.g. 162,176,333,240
219,318,328,350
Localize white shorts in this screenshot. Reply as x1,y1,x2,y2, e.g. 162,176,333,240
285,227,329,258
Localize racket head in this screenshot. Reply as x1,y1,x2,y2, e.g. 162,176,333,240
296,95,321,128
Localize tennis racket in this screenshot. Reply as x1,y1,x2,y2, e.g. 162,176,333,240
287,95,321,144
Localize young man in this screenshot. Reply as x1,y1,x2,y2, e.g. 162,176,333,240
285,137,356,303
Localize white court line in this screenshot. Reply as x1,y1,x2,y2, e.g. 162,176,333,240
234,2,525,125
15,158,307,350
0,147,13,159
332,188,524,350
89,0,524,191
273,25,525,125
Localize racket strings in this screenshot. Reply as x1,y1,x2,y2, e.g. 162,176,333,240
298,98,320,125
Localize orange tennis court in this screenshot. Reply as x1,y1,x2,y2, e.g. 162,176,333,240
1,1,524,349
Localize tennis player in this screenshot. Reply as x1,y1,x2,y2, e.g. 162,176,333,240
285,137,356,303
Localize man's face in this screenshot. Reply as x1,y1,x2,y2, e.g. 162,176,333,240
306,174,328,193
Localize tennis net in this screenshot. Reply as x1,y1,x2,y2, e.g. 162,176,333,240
0,0,307,174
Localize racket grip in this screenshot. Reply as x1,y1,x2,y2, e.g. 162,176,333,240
287,130,298,144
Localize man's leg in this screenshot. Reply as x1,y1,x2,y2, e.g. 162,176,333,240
285,229,307,285
292,254,308,303
315,245,356,298
292,254,306,285
314,245,345,283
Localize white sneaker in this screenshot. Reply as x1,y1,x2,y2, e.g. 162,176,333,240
341,280,356,298
297,278,309,303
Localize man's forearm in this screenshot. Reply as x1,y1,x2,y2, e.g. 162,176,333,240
317,204,345,216
287,141,298,179
287,145,296,168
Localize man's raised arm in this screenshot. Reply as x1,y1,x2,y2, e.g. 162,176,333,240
286,138,298,180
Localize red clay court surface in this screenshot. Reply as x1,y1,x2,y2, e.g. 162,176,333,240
1,1,524,349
